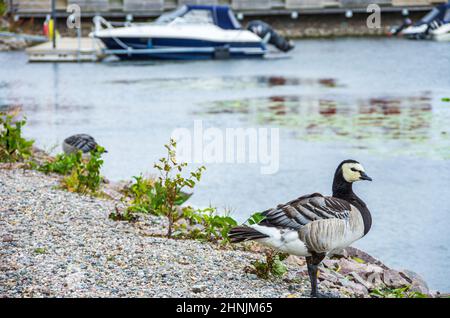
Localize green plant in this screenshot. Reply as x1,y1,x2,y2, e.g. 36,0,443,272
246,250,288,279
38,152,80,175
109,205,137,222
0,112,34,162
0,1,7,17
126,139,205,238
176,206,237,243
442,97,450,102
60,146,105,195
34,247,46,254
248,212,266,225
370,286,428,298
126,176,163,214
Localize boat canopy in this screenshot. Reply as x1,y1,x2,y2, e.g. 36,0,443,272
155,5,242,30
443,5,450,22
417,3,450,25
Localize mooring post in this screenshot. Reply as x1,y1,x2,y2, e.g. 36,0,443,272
51,0,56,49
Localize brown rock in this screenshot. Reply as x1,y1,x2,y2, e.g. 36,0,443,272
285,255,305,266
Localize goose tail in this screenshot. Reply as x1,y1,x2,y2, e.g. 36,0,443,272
228,226,269,243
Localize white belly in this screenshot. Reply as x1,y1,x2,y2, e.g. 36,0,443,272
252,224,309,256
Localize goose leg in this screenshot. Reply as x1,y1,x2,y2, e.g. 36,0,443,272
306,253,326,298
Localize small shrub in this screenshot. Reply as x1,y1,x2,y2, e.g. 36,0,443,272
370,286,427,298
126,176,165,214
38,152,80,175
60,146,105,195
126,139,205,238
246,250,288,279
175,206,237,243
123,139,237,243
0,112,34,162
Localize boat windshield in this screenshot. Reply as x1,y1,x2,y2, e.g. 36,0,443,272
155,6,188,24
155,6,214,25
421,8,440,23
421,8,442,24
171,9,214,25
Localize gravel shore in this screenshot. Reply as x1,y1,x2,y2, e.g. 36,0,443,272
0,168,431,298
0,168,314,298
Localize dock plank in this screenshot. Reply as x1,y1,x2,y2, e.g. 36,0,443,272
26,37,104,62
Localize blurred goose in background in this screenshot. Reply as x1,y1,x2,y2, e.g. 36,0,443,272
229,160,373,298
63,134,106,155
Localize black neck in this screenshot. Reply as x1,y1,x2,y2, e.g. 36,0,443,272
332,171,372,235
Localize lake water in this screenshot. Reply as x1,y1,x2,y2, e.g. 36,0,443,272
1,38,449,292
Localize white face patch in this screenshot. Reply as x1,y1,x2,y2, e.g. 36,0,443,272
342,163,365,182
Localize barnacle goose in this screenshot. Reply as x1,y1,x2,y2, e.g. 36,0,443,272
63,134,106,155
229,160,373,298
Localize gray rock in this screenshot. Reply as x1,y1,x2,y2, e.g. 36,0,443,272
383,269,409,289
349,271,372,290
366,272,385,289
337,258,366,275
400,269,429,295
191,284,207,293
344,247,388,269
339,278,368,297
2,233,14,242
318,270,338,283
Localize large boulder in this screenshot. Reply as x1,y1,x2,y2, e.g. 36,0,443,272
400,269,430,295
382,269,410,289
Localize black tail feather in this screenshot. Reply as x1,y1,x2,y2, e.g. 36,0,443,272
228,226,269,243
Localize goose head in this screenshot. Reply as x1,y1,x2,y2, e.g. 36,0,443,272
337,159,372,183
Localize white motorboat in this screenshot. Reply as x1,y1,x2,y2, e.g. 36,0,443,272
401,3,449,39
91,5,293,60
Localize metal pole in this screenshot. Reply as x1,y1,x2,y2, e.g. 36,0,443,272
51,0,56,49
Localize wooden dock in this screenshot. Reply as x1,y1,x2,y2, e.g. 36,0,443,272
26,37,104,62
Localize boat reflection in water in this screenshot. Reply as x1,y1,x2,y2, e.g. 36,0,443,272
202,88,449,158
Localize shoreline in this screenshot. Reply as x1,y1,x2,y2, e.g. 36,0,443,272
0,165,439,298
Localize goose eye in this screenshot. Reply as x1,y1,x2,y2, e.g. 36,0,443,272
351,168,358,172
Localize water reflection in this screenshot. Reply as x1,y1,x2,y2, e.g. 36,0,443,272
201,93,450,158
107,75,341,90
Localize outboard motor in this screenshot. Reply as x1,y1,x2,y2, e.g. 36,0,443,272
247,20,294,53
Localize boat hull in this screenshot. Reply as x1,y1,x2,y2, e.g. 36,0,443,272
98,37,266,60
431,23,450,41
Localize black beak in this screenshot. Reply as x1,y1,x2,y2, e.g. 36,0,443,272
360,171,373,181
